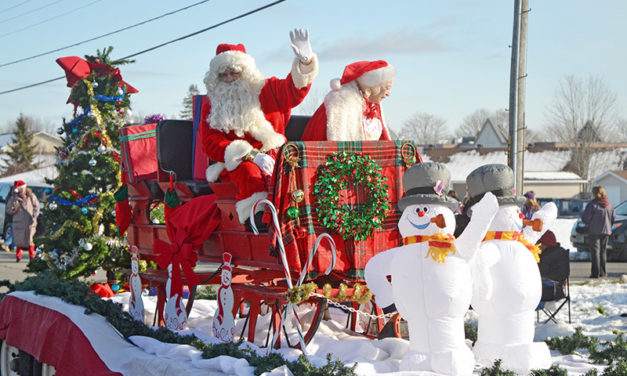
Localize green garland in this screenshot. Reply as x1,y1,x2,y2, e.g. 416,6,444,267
0,272,356,376
313,152,390,241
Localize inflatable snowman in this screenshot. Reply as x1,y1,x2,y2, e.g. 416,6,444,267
365,162,499,375
467,164,557,374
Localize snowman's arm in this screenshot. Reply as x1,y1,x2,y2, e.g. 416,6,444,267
364,247,399,308
523,202,558,244
471,242,500,300
455,192,499,260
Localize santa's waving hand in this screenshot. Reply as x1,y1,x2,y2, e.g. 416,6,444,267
200,29,318,224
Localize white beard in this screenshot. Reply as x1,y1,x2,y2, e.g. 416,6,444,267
207,80,269,138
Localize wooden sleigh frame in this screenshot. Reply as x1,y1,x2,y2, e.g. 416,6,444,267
124,116,412,347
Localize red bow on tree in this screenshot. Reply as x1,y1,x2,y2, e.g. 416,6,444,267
154,230,200,300
56,56,138,93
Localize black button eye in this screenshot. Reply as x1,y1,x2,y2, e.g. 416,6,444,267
415,207,421,214
423,207,429,213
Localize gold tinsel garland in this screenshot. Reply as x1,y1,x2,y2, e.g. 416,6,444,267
286,282,373,305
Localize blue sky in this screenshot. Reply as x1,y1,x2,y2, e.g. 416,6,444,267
0,0,625,136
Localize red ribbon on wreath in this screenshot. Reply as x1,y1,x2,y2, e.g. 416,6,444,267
154,230,200,300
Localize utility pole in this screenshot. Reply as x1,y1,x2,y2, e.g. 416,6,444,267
516,0,529,193
508,0,528,194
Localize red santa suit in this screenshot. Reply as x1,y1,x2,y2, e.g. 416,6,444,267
301,60,395,141
200,43,318,222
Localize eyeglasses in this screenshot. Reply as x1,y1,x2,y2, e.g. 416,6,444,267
218,70,242,79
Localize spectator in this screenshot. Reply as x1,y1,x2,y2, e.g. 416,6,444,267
7,180,40,262
522,190,540,220
536,230,570,300
447,190,459,201
581,186,615,278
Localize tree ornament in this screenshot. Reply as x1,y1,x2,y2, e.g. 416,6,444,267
83,242,93,251
89,158,97,167
81,207,89,215
56,127,65,135
92,81,98,88
98,144,106,153
49,201,58,211
116,87,123,96
72,128,79,134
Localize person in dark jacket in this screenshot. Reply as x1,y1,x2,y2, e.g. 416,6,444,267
536,230,570,300
581,186,616,278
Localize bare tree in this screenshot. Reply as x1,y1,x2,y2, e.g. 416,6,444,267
400,112,449,144
544,75,617,142
292,88,326,116
455,108,508,137
614,118,627,143
543,75,620,180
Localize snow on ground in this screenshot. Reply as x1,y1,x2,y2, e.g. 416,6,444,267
111,278,627,376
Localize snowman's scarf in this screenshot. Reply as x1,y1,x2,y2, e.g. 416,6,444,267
402,233,456,263
482,231,541,262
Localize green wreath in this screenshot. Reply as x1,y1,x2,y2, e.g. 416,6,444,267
313,151,390,241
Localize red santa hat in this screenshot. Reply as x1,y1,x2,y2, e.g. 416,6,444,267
14,180,26,190
210,43,257,75
330,60,395,91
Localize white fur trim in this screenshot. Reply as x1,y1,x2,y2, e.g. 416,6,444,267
248,121,286,151
291,53,319,89
324,81,366,141
205,162,225,183
330,78,341,91
224,140,253,171
210,50,257,77
235,191,268,223
356,64,396,88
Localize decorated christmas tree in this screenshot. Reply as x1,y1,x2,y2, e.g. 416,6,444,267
28,47,137,279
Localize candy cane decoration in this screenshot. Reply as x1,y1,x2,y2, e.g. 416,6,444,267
250,200,337,354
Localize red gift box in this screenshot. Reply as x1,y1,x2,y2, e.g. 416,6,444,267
119,123,158,182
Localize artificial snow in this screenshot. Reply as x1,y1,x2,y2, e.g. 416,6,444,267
107,277,626,376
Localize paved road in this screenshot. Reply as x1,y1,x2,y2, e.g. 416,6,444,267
1,249,625,293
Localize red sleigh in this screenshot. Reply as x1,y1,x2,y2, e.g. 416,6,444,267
122,112,421,347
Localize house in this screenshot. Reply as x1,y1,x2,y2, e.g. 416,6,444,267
523,171,587,199
475,118,507,148
0,131,63,154
590,170,627,205
577,120,602,142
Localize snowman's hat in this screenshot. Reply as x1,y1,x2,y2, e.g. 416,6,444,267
466,164,526,207
398,162,459,212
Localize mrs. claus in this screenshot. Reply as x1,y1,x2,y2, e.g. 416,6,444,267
301,60,395,141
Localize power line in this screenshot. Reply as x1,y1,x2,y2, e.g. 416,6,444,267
0,0,286,96
0,0,33,15
0,0,64,24
0,0,210,68
0,0,102,39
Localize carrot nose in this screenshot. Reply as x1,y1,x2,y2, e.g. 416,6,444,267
430,214,446,229
522,218,543,232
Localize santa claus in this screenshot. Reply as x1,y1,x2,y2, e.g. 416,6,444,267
200,29,319,223
301,60,395,141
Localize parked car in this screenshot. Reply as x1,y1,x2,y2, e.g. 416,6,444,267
570,200,627,261
537,198,588,218
2,182,52,239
